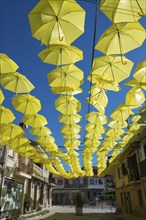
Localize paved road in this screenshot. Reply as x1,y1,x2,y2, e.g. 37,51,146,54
22,206,143,220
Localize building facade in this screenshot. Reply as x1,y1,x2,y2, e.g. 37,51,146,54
0,144,54,219
52,169,114,206
115,134,146,218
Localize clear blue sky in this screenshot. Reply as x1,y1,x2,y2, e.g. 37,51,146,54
1,0,146,168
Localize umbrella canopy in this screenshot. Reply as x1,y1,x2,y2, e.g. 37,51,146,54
110,103,134,122
58,113,81,124
125,78,146,90
48,64,83,91
29,126,52,136
36,135,55,145
106,128,124,138
95,22,145,56
64,139,80,148
9,136,30,148
108,120,127,129
84,139,100,147
86,111,107,125
38,45,83,65
85,132,102,140
133,60,146,83
86,123,105,134
22,114,47,128
0,72,34,93
125,87,145,108
55,96,81,114
0,53,18,74
12,94,41,115
90,55,134,83
0,89,5,104
28,0,85,46
61,124,81,134
51,87,82,95
0,106,15,124
100,0,146,23
0,123,24,141
62,133,81,139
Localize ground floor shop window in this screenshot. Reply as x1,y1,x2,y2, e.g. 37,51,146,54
0,178,23,212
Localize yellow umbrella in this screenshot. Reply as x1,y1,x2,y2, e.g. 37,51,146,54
0,106,15,124
0,89,5,104
95,22,145,57
86,123,105,134
0,123,24,141
108,119,127,129
60,124,81,134
0,72,34,93
9,136,30,148
90,55,134,83
48,64,83,89
88,86,108,111
128,123,140,133
22,114,47,128
62,133,81,139
132,115,141,123
133,60,146,83
58,113,81,124
28,0,85,46
88,77,121,91
45,143,58,153
106,128,124,139
36,135,55,145
100,0,145,23
0,53,18,74
84,139,100,147
125,87,145,108
51,87,82,95
85,132,102,140
125,78,146,90
12,94,41,115
86,111,107,125
30,126,52,136
38,44,83,65
110,103,134,122
64,139,80,148
55,96,81,114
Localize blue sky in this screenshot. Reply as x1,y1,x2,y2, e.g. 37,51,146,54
0,0,146,168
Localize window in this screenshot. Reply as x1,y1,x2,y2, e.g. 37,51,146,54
137,190,144,207
89,178,94,185
122,162,127,175
8,149,14,158
120,193,123,204
99,179,103,185
117,167,121,179
57,179,63,185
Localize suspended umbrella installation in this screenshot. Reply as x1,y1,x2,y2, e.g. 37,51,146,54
0,0,146,178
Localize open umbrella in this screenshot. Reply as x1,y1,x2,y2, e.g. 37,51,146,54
12,94,41,115
22,114,47,128
55,96,81,115
62,133,81,139
88,86,108,111
100,0,146,23
84,139,100,147
125,78,146,90
0,72,34,93
48,64,83,90
0,106,15,124
38,44,83,65
30,126,52,136
28,0,85,46
0,123,24,142
95,22,145,60
110,103,134,123
36,135,55,146
108,119,127,129
88,77,121,91
0,89,5,104
106,128,124,139
133,60,146,83
51,87,82,95
58,113,81,124
64,139,80,149
125,87,145,108
90,55,134,83
85,132,102,140
0,53,18,74
86,111,107,125
9,136,30,148
60,124,81,134
86,123,105,134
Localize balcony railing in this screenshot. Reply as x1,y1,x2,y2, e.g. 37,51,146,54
33,163,43,177
17,160,33,175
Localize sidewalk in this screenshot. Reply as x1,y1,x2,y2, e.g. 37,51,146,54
19,205,144,220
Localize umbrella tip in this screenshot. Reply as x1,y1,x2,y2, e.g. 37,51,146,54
19,122,28,131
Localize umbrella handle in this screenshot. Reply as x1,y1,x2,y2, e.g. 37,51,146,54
138,11,144,17
121,56,127,65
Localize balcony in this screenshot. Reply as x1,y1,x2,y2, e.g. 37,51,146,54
33,163,43,178
16,159,33,176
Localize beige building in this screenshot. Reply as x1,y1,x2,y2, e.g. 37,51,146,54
0,142,54,219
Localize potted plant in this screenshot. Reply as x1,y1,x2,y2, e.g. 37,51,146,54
75,193,84,215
